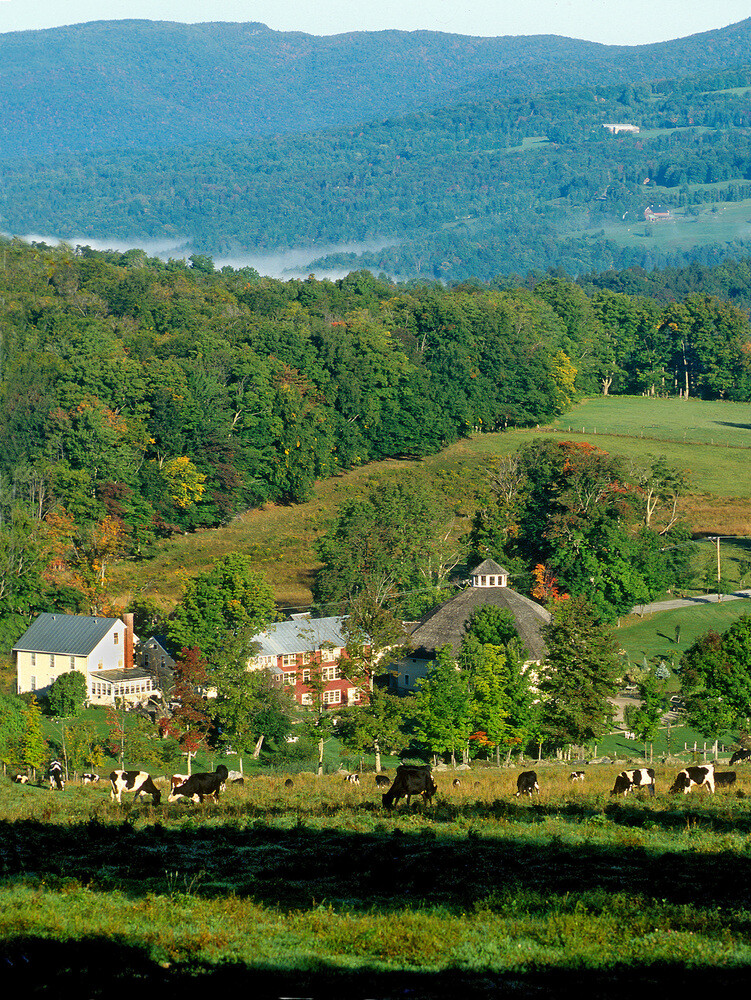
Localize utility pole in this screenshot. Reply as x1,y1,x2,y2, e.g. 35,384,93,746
714,535,722,601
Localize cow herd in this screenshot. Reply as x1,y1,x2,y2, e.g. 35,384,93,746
8,756,750,808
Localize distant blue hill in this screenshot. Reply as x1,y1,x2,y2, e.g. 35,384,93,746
2,17,751,159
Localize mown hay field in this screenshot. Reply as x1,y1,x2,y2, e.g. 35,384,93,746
3,764,751,996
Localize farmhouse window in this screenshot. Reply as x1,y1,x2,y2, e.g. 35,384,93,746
114,632,119,645
30,675,36,690
30,652,36,667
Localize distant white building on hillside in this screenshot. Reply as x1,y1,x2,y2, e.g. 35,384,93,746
602,123,640,134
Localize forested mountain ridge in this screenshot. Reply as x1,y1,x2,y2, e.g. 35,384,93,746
8,61,751,279
3,17,751,161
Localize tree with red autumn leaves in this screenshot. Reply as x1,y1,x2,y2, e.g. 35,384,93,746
159,646,214,769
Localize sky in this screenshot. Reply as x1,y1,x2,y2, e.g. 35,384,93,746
0,0,750,47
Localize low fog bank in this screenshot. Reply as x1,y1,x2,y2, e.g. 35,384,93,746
7,232,395,281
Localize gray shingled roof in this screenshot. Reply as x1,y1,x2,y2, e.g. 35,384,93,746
471,559,510,576
252,616,348,657
13,613,120,656
409,586,550,661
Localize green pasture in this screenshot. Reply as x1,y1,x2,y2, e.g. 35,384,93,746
618,599,751,665
3,769,751,994
600,196,751,252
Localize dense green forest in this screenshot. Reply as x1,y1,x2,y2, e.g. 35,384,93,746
7,21,751,279
6,67,751,279
3,18,751,161
1,238,751,638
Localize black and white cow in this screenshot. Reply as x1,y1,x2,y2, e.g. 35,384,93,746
169,773,190,795
715,770,737,789
168,765,229,804
344,773,360,785
110,770,162,805
12,774,29,784
49,760,64,791
569,771,585,782
729,749,751,766
382,765,438,809
610,768,655,797
81,773,99,785
670,763,715,794
516,771,539,797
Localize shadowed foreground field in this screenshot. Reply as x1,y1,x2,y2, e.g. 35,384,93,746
2,767,751,997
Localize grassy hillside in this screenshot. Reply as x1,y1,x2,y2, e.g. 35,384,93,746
107,396,751,612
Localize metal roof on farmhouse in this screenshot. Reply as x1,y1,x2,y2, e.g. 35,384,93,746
408,585,550,662
252,616,348,657
13,613,120,656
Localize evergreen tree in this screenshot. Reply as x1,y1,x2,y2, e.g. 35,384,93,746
631,668,667,761
540,595,620,750
20,695,47,774
411,645,472,764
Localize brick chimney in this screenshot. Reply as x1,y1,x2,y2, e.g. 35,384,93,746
123,613,134,670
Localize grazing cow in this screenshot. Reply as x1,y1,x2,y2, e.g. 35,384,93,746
382,765,437,809
170,773,190,795
715,770,737,789
284,778,294,788
610,768,655,797
729,749,751,766
81,773,99,785
12,774,29,784
344,773,360,785
670,763,715,794
516,771,539,797
49,760,65,791
168,765,229,804
110,770,162,805
374,774,390,787
569,771,585,782
452,778,461,787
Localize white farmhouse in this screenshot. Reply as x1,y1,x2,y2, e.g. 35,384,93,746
14,612,157,706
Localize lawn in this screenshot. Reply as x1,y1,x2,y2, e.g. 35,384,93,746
3,768,751,995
